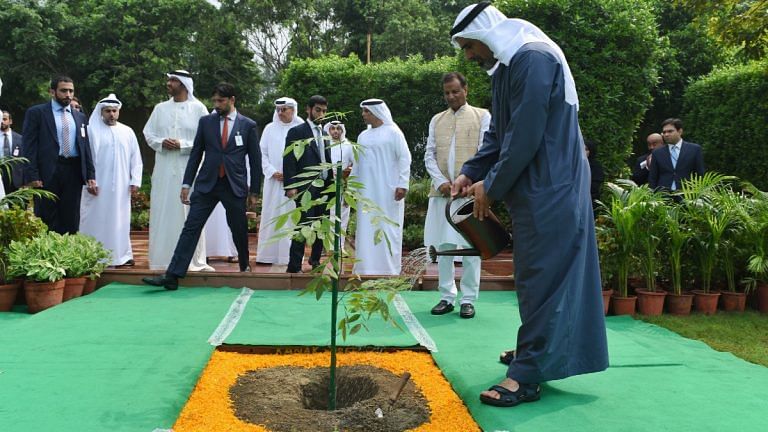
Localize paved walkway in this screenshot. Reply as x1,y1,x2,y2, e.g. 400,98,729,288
125,231,513,277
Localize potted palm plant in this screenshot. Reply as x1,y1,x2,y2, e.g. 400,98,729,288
739,182,768,313
7,231,67,313
680,173,737,314
598,181,647,315
633,186,667,315
661,205,695,315
595,214,617,315
713,189,747,312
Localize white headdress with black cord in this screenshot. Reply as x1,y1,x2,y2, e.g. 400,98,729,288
450,2,578,110
166,69,197,100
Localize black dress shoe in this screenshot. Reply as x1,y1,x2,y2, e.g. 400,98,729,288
460,303,476,319
431,300,454,315
142,275,178,291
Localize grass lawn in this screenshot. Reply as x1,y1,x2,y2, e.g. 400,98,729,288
640,311,768,367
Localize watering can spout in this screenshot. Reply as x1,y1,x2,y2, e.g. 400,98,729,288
428,198,512,263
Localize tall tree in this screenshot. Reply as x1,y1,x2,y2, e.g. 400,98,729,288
679,0,768,60
0,0,262,122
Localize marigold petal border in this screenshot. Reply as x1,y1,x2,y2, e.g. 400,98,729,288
173,350,480,432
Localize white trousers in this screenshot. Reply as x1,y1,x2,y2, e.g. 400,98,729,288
436,242,481,304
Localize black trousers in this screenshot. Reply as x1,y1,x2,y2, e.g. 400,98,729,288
167,176,250,278
34,157,83,234
287,202,326,272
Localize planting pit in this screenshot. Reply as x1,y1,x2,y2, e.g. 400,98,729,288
230,365,429,432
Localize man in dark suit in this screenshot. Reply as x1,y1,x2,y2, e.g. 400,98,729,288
648,118,705,192
631,133,663,186
283,95,332,273
143,82,262,290
22,76,97,234
1,110,24,193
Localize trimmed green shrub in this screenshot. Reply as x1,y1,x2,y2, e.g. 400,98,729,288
279,0,659,179
683,59,768,190
279,54,459,177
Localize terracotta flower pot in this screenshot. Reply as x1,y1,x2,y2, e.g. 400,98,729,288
611,295,637,316
82,278,98,295
720,291,746,312
692,290,720,315
758,283,768,314
0,281,22,312
602,289,613,315
24,279,65,314
63,277,86,301
636,289,667,316
665,292,694,315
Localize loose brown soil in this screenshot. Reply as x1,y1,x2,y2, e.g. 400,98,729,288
229,365,431,432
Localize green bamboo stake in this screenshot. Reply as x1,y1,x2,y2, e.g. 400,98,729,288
329,162,342,411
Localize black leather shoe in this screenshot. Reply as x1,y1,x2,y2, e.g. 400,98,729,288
431,300,454,315
286,267,302,274
460,303,476,319
142,275,178,291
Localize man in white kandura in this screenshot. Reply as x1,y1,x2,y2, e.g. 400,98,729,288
79,94,143,266
255,97,303,265
425,72,490,319
143,70,213,271
353,99,411,275
324,120,354,249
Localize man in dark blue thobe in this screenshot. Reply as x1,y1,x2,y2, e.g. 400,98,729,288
450,2,609,407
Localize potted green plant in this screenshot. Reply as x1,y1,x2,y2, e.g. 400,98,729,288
594,214,617,315
739,182,768,313
633,186,667,315
0,208,48,311
55,234,109,300
680,173,738,314
661,205,695,315
0,156,54,311
7,231,67,313
710,188,747,311
598,181,647,315
78,235,111,295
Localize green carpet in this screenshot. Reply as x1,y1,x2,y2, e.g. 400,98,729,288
1,284,766,432
0,283,242,432
224,290,418,347
403,291,768,432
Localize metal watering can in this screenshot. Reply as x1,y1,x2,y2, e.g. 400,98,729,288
428,197,512,263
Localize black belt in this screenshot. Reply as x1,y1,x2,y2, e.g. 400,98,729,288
57,156,80,164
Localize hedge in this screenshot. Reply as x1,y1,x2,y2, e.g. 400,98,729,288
683,59,768,190
279,0,660,179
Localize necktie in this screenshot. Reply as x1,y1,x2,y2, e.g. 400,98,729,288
219,116,229,178
61,108,71,157
670,145,679,190
2,133,9,158
670,145,679,168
